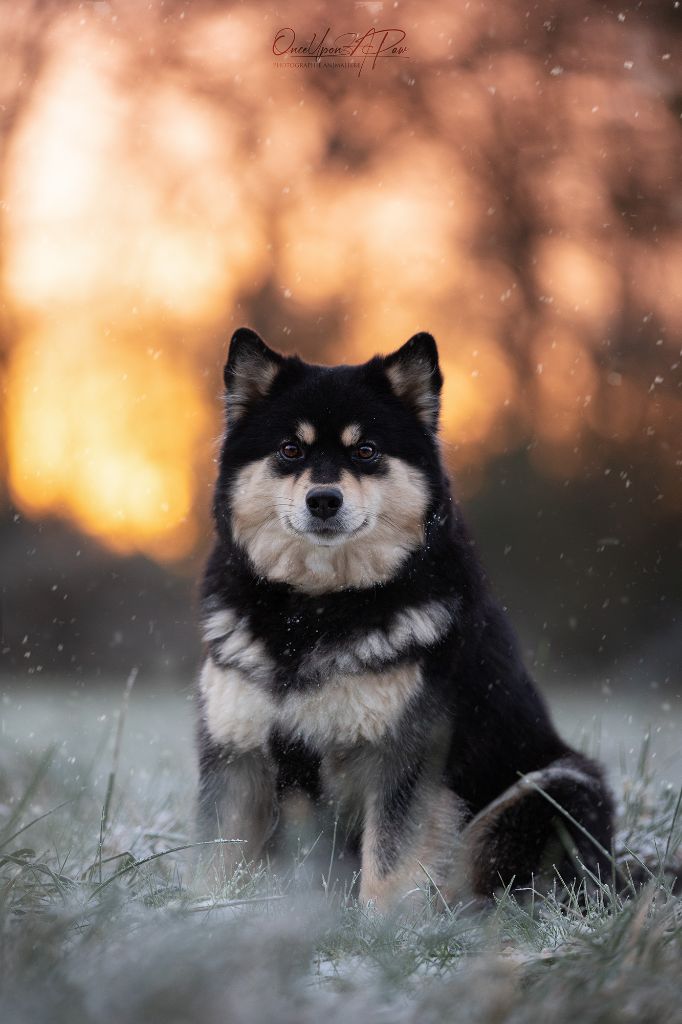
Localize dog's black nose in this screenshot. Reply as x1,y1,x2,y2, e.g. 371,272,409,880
306,487,343,520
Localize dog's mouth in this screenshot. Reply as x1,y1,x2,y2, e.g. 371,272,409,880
284,517,369,546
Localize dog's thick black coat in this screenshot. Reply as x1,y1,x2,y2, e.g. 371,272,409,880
196,328,614,904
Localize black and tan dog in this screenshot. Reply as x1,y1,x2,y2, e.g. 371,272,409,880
196,328,614,908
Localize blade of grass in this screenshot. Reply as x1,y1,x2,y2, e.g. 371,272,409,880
0,799,72,851
0,747,55,848
621,844,656,882
88,838,245,900
186,894,288,912
416,860,452,915
322,817,338,899
663,786,682,865
98,667,137,882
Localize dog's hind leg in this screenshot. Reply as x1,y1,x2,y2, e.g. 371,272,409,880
456,753,615,898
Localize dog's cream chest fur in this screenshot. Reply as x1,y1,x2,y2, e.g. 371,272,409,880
200,657,423,752
279,663,423,747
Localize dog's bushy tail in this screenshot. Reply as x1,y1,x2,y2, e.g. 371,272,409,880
459,753,615,897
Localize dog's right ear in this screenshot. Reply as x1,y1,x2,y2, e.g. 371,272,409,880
223,328,283,423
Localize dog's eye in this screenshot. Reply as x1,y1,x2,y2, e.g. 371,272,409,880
279,441,304,461
353,442,379,462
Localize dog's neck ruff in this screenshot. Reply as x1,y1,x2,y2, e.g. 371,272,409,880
241,530,423,594
202,595,459,687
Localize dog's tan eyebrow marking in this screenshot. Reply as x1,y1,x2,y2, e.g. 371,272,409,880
341,423,362,447
296,421,316,445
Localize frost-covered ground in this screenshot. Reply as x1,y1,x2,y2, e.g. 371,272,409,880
0,679,680,1024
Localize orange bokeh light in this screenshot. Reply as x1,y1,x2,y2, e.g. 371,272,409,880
5,324,208,560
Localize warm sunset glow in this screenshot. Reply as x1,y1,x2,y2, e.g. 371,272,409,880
6,325,208,560
1,1,680,559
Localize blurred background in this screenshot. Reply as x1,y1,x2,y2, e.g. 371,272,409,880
0,0,680,765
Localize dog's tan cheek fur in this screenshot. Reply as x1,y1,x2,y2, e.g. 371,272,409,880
230,457,276,538
230,459,306,577
345,457,428,554
231,459,311,532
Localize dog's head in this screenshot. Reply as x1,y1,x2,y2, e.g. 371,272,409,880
214,327,444,592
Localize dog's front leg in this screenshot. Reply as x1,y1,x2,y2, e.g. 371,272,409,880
358,751,463,911
197,732,278,879
196,658,279,879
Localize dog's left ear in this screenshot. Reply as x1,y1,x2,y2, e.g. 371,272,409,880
383,333,442,431
223,327,283,423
